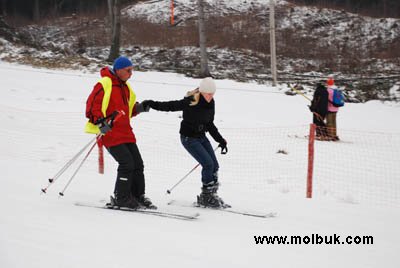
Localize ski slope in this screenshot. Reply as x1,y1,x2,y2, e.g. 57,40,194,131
1,61,400,268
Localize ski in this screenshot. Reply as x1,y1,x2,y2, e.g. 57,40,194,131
167,200,277,218
74,202,200,221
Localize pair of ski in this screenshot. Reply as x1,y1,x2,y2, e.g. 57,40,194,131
75,200,276,221
75,202,200,221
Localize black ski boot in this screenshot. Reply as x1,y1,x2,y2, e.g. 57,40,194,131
138,195,157,209
197,181,225,208
109,194,140,210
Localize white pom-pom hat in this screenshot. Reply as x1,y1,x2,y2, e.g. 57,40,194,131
199,77,216,94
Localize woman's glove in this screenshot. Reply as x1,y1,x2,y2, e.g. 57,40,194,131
218,139,228,154
141,100,155,111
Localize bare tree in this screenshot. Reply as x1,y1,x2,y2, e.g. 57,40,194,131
197,0,210,77
49,0,65,18
1,0,7,17
107,0,121,62
33,0,40,21
383,0,388,17
270,0,277,86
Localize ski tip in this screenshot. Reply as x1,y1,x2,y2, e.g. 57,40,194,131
221,203,232,209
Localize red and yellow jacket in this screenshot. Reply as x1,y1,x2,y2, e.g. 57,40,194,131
85,67,139,147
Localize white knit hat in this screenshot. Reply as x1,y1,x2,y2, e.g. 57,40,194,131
199,77,216,94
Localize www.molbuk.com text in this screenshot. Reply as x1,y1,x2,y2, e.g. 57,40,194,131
254,234,373,245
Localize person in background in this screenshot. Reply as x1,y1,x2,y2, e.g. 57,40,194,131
309,83,329,140
326,76,340,141
142,78,228,208
85,56,156,209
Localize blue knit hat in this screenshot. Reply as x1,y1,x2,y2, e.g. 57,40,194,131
113,56,133,71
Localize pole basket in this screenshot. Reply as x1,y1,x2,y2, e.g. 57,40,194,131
97,138,104,174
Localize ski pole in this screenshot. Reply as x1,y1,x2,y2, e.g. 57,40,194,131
289,84,312,101
42,110,124,195
41,135,100,194
58,136,99,197
289,84,325,122
166,146,219,194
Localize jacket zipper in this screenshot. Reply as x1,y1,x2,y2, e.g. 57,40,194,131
117,82,129,106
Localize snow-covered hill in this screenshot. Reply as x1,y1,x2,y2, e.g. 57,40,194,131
125,0,278,23
1,61,400,268
126,0,400,50
0,0,399,102
126,0,399,52
125,0,400,73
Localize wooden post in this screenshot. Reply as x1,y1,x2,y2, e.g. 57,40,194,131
269,0,277,86
170,0,174,25
306,124,316,198
97,139,104,174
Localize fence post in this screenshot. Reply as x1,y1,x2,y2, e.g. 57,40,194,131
170,0,174,25
307,124,316,198
97,139,104,174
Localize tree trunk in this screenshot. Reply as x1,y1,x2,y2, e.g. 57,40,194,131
107,0,113,22
197,0,210,77
383,0,387,17
269,0,277,86
33,0,40,21
51,0,61,17
345,0,352,12
1,0,7,17
107,0,121,62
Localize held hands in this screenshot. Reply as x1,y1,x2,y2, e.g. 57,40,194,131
136,101,151,113
140,100,155,112
218,139,228,155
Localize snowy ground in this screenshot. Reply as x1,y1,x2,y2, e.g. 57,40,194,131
1,61,400,268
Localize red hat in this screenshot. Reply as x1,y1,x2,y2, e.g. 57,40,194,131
327,77,334,86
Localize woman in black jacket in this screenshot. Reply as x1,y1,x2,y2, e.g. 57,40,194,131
309,83,329,139
143,78,228,208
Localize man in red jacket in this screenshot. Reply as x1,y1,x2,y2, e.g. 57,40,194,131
85,56,156,209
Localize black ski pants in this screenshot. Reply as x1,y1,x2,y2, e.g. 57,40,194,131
107,143,145,199
313,114,328,137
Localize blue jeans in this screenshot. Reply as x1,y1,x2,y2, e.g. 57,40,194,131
180,135,219,185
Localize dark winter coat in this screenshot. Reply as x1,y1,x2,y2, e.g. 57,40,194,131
149,91,224,144
85,67,140,147
310,84,329,118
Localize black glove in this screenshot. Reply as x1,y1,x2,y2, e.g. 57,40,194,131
136,102,148,113
95,111,120,135
98,121,112,134
141,100,155,112
184,95,195,102
218,139,228,155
